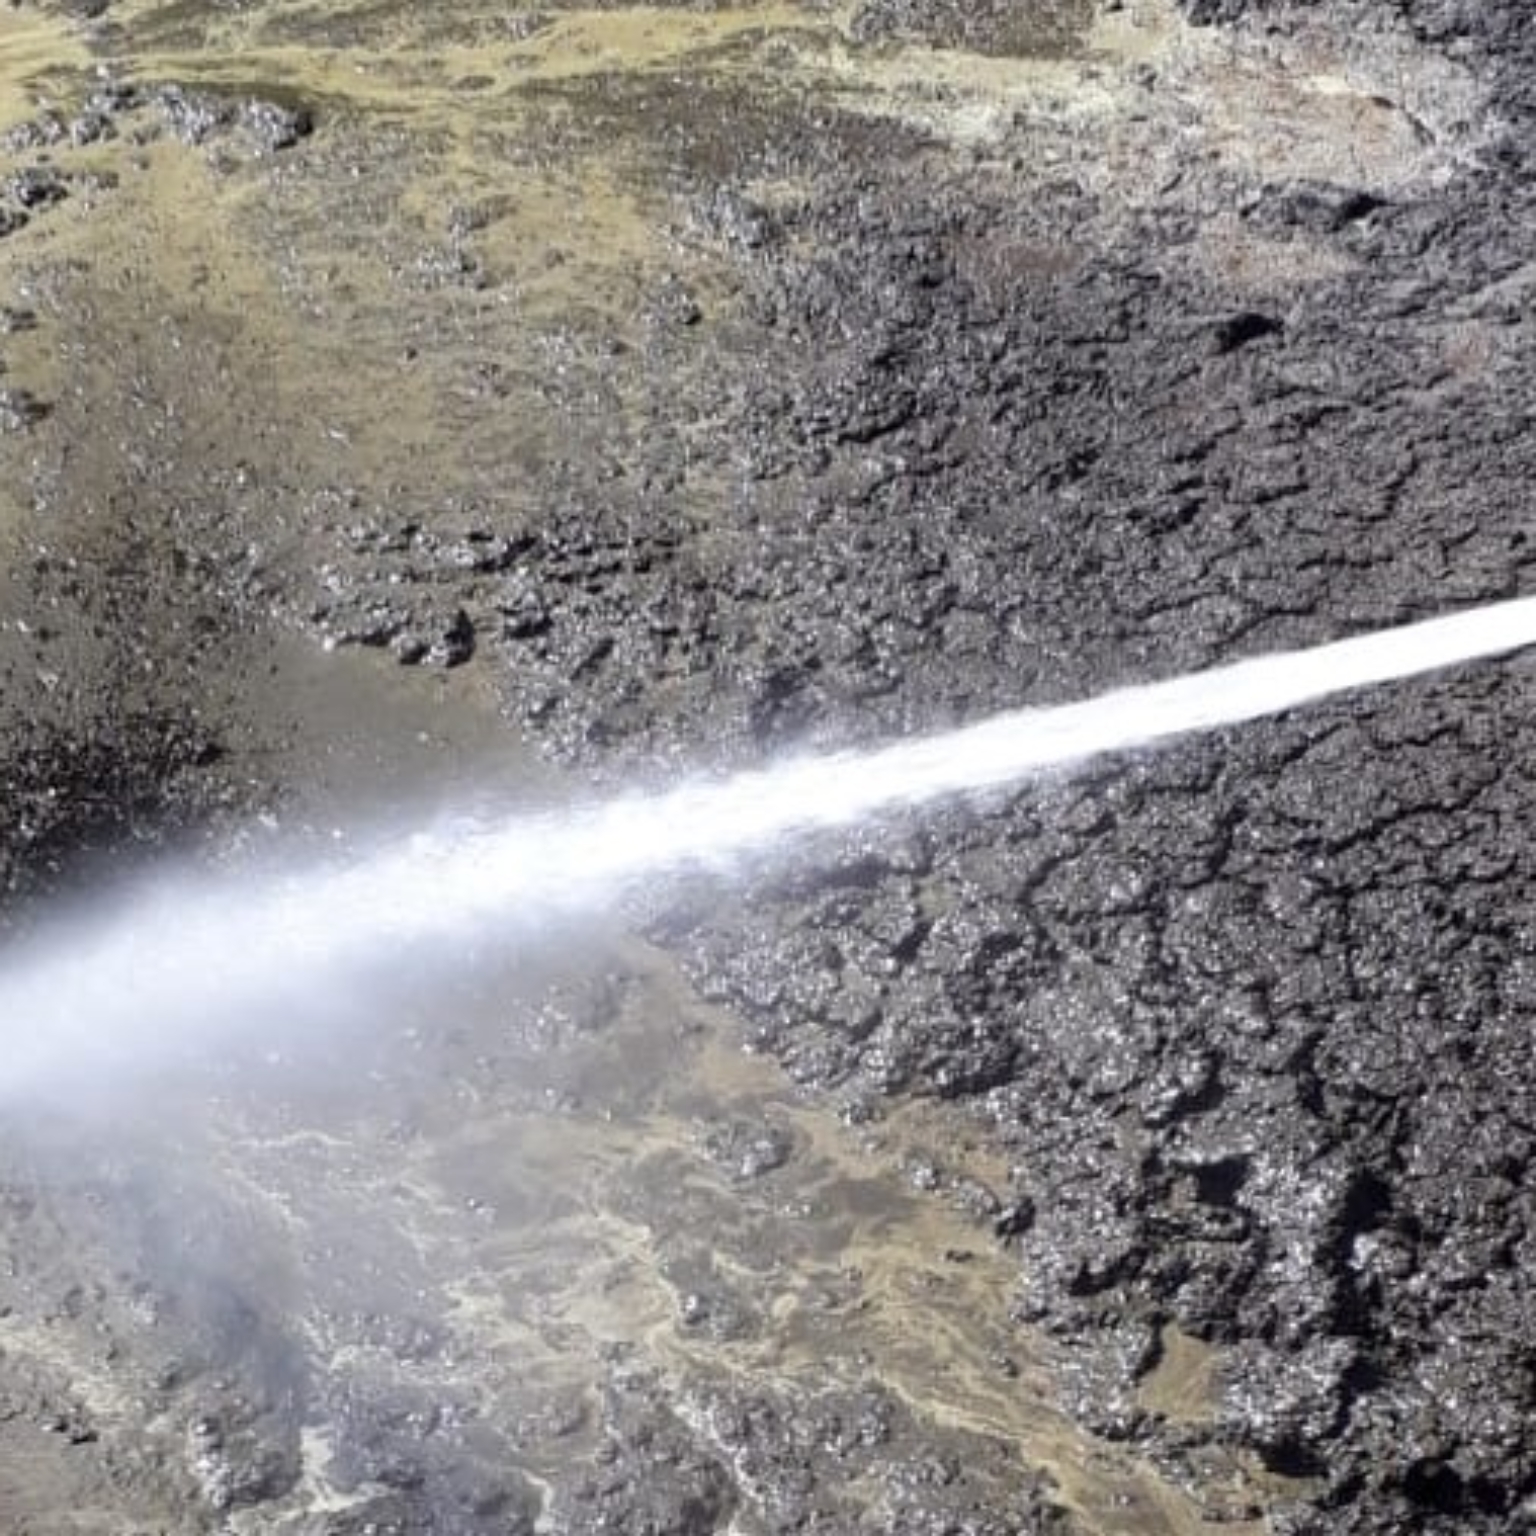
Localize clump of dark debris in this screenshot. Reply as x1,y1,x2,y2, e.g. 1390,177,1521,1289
0,711,229,909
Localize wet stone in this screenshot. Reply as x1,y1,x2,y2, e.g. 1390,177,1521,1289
321,596,411,649
2,118,65,153
149,86,231,146
700,1118,794,1181
644,273,704,329
239,99,315,154
499,573,551,639
425,609,476,668
6,167,68,210
147,86,314,157
0,389,50,432
848,0,1093,57
186,1407,302,1513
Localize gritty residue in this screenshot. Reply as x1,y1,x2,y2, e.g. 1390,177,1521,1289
0,0,1530,1531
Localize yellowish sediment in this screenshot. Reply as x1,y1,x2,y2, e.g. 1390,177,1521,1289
227,956,1284,1534
1140,1322,1222,1423
0,6,91,132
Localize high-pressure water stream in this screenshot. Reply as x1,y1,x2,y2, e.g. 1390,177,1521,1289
2,595,1534,1096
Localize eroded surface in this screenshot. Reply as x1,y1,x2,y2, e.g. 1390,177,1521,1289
0,0,1533,1531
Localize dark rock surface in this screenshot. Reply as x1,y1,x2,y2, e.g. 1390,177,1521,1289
1,0,1534,1530
413,4,1535,1527
849,0,1093,56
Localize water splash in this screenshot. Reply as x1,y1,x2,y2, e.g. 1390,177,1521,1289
2,596,1534,1097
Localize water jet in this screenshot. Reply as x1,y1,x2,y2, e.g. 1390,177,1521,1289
1,595,1533,1099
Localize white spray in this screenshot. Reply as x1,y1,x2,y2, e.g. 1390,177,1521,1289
2,596,1534,1098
